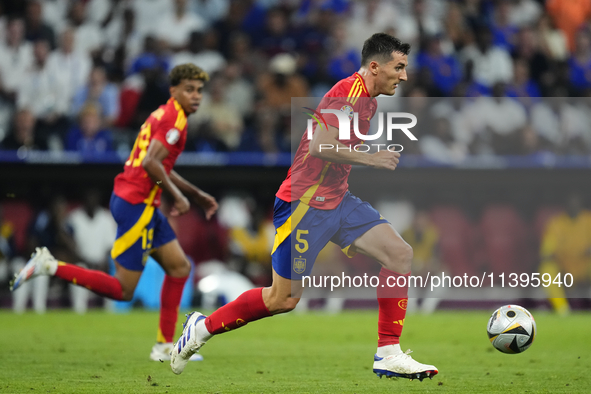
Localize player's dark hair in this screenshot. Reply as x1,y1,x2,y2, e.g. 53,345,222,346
361,33,411,66
169,63,209,86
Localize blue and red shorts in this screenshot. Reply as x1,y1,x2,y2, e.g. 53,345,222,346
271,191,388,280
109,192,176,271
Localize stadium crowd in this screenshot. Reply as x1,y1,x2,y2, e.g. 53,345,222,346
1,0,590,313
0,0,590,159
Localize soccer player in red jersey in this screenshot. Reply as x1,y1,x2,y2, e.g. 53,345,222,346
11,64,218,361
171,34,438,380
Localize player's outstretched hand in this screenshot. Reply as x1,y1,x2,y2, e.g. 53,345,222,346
194,191,218,220
171,195,190,216
370,150,400,170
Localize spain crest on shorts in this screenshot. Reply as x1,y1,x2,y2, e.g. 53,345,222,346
293,258,306,274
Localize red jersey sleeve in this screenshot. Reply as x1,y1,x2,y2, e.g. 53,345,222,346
151,109,184,154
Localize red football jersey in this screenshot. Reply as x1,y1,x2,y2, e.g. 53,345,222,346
276,72,377,209
113,98,188,207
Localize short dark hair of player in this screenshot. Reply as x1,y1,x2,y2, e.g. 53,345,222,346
169,64,210,87
361,33,411,66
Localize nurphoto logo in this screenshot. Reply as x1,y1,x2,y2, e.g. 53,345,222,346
303,107,418,153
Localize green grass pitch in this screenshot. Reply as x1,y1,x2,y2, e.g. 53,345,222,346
0,309,589,393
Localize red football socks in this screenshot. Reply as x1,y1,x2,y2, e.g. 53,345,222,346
55,262,123,300
377,268,410,347
204,287,271,335
158,275,188,343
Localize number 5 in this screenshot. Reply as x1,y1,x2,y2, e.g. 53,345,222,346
295,230,309,253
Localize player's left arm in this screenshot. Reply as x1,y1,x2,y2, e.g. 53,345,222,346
169,170,218,220
142,139,190,216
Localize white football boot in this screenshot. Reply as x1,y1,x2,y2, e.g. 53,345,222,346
373,350,438,381
150,342,203,362
10,247,57,291
170,312,208,374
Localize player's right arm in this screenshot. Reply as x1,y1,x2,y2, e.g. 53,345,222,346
142,139,190,216
309,124,400,170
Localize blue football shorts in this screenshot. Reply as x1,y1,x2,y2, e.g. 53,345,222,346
109,192,176,271
271,191,389,280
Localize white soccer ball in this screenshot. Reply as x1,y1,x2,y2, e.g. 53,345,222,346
487,305,537,354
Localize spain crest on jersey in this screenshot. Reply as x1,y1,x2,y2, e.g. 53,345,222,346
293,258,306,275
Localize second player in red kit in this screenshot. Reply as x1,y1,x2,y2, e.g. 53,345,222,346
11,64,218,361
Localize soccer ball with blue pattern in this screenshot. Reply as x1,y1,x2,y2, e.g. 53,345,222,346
487,305,536,354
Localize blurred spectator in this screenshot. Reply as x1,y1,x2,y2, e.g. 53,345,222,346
419,117,468,164
511,27,551,91
17,39,69,146
14,195,79,313
65,104,114,154
460,24,513,88
491,0,519,51
537,13,568,62
326,22,360,83
71,66,120,126
128,35,171,76
539,193,591,315
103,7,143,79
546,0,591,52
172,30,226,75
217,194,273,283
222,62,254,118
131,0,172,40
237,0,267,38
0,81,12,143
42,0,69,33
430,90,480,150
239,107,284,153
24,1,55,49
442,2,471,51
505,58,541,109
568,28,591,94
470,83,528,155
256,53,309,114
1,108,47,151
347,0,398,53
66,0,103,58
225,32,266,81
114,74,144,129
509,0,542,29
0,3,7,43
190,0,230,26
214,1,252,58
47,28,92,106
0,205,18,286
416,35,462,96
293,5,333,88
67,188,117,314
157,0,207,51
396,0,443,54
192,76,243,151
130,65,170,131
252,7,297,57
29,195,79,265
530,93,589,155
85,0,117,27
402,210,443,314
0,18,34,98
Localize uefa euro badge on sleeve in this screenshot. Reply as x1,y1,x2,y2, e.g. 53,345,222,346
166,128,180,144
293,258,306,275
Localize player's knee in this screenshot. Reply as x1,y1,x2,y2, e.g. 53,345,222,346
166,259,191,278
384,241,413,273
